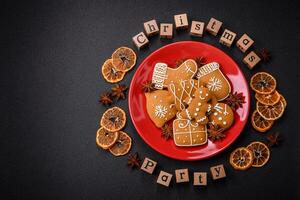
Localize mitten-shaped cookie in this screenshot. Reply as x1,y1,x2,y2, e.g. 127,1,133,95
152,59,198,89
209,103,234,130
196,62,231,101
145,90,177,128
178,86,215,124
168,78,201,111
173,119,207,147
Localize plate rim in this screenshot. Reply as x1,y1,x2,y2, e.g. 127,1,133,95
128,41,250,161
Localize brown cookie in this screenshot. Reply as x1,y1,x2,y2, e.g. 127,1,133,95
178,86,217,124
152,59,198,89
145,90,177,128
168,78,202,111
173,119,207,147
196,62,231,101
209,103,234,130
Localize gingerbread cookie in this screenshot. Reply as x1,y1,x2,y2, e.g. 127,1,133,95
209,103,234,130
168,78,201,110
173,119,207,146
152,59,198,89
178,86,217,124
145,90,177,128
196,62,231,101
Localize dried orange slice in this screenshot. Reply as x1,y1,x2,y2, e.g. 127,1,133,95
109,131,132,156
251,110,274,132
256,100,285,120
247,141,270,167
250,72,276,94
255,90,280,105
100,107,126,132
112,47,136,72
229,147,253,170
102,59,125,83
280,94,287,108
96,127,119,149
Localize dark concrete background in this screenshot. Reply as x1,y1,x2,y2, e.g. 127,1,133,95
1,0,299,199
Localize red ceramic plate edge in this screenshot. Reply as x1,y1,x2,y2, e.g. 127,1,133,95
128,41,250,161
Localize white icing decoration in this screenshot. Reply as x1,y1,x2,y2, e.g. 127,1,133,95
218,117,222,121
198,102,201,106
223,121,227,125
214,112,218,116
223,104,229,115
207,76,222,91
194,113,198,116
154,105,168,118
196,108,200,112
214,103,223,113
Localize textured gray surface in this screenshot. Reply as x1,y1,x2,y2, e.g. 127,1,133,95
1,0,300,199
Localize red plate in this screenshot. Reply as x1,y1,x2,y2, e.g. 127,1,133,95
128,41,250,161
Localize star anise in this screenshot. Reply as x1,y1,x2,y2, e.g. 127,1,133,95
142,80,156,93
99,92,113,105
207,124,225,142
266,132,281,147
111,84,128,100
127,152,141,169
161,123,173,140
260,48,271,63
224,92,246,111
195,56,206,67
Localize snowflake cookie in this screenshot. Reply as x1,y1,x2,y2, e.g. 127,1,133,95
197,62,231,101
145,90,177,128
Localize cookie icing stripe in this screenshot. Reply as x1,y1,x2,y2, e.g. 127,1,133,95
196,62,220,78
152,63,168,89
169,83,186,110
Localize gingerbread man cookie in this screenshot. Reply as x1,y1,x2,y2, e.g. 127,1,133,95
178,86,216,124
196,62,231,101
209,103,234,130
173,119,207,147
152,59,198,89
145,90,177,128
168,78,202,111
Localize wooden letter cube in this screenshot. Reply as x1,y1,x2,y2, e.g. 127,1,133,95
193,172,207,186
210,164,226,180
243,51,261,69
140,157,157,174
160,23,173,39
144,19,159,36
174,13,188,29
219,29,237,47
175,169,189,183
190,21,205,37
132,32,149,49
157,171,173,187
236,34,254,53
206,18,222,36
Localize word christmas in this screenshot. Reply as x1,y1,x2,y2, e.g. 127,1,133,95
140,157,226,187
132,14,261,69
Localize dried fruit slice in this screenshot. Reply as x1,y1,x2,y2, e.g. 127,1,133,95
256,100,285,120
251,110,274,132
280,94,287,108
102,59,125,83
229,147,253,170
112,47,136,72
247,141,270,167
255,90,280,105
250,72,276,94
100,107,126,132
96,127,119,149
109,131,132,156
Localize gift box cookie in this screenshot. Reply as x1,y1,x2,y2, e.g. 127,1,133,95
173,119,207,147
196,62,231,101
152,59,198,89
